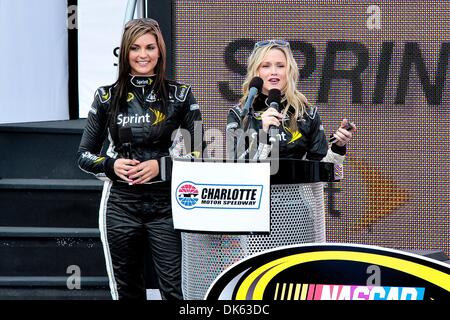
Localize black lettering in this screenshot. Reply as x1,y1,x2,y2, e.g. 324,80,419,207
201,188,208,198
290,41,316,79
324,183,341,217
219,39,254,102
372,42,394,104
221,189,228,200
395,42,449,105
220,39,448,106
318,41,369,103
113,47,120,67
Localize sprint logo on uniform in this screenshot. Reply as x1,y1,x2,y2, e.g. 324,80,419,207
117,113,152,125
176,182,263,210
135,78,153,86
130,76,153,87
149,108,166,125
117,111,166,126
285,127,302,144
81,152,104,164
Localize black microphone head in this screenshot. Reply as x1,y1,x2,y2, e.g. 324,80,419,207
119,126,133,144
242,77,264,118
249,76,263,92
267,89,281,107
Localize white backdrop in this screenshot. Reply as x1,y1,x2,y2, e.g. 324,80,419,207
78,0,129,118
0,0,68,124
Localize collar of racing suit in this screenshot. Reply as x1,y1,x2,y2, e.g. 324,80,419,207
253,92,287,112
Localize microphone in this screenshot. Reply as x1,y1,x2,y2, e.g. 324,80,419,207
267,89,282,143
241,76,263,119
119,126,133,159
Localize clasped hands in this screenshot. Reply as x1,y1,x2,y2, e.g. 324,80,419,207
113,159,159,184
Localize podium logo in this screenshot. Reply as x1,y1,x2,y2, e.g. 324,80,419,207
177,183,200,208
175,181,263,210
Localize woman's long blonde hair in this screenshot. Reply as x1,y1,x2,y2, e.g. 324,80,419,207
240,43,310,131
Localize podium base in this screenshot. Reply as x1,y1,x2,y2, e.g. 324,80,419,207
181,182,325,300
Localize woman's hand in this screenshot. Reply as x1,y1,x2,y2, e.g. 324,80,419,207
261,107,283,133
331,118,357,147
113,158,141,183
127,159,160,185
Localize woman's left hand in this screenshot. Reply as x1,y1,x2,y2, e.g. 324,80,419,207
127,159,160,185
331,118,357,147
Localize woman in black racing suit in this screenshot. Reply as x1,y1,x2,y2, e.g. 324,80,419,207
227,39,356,163
77,18,203,300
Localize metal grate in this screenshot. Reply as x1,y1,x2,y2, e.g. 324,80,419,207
181,182,325,300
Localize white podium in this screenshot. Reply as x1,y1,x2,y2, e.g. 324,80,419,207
171,158,336,300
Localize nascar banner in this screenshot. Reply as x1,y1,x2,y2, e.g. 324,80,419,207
171,159,270,233
206,243,450,301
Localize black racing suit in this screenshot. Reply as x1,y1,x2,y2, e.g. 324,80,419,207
226,93,346,161
77,75,203,300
